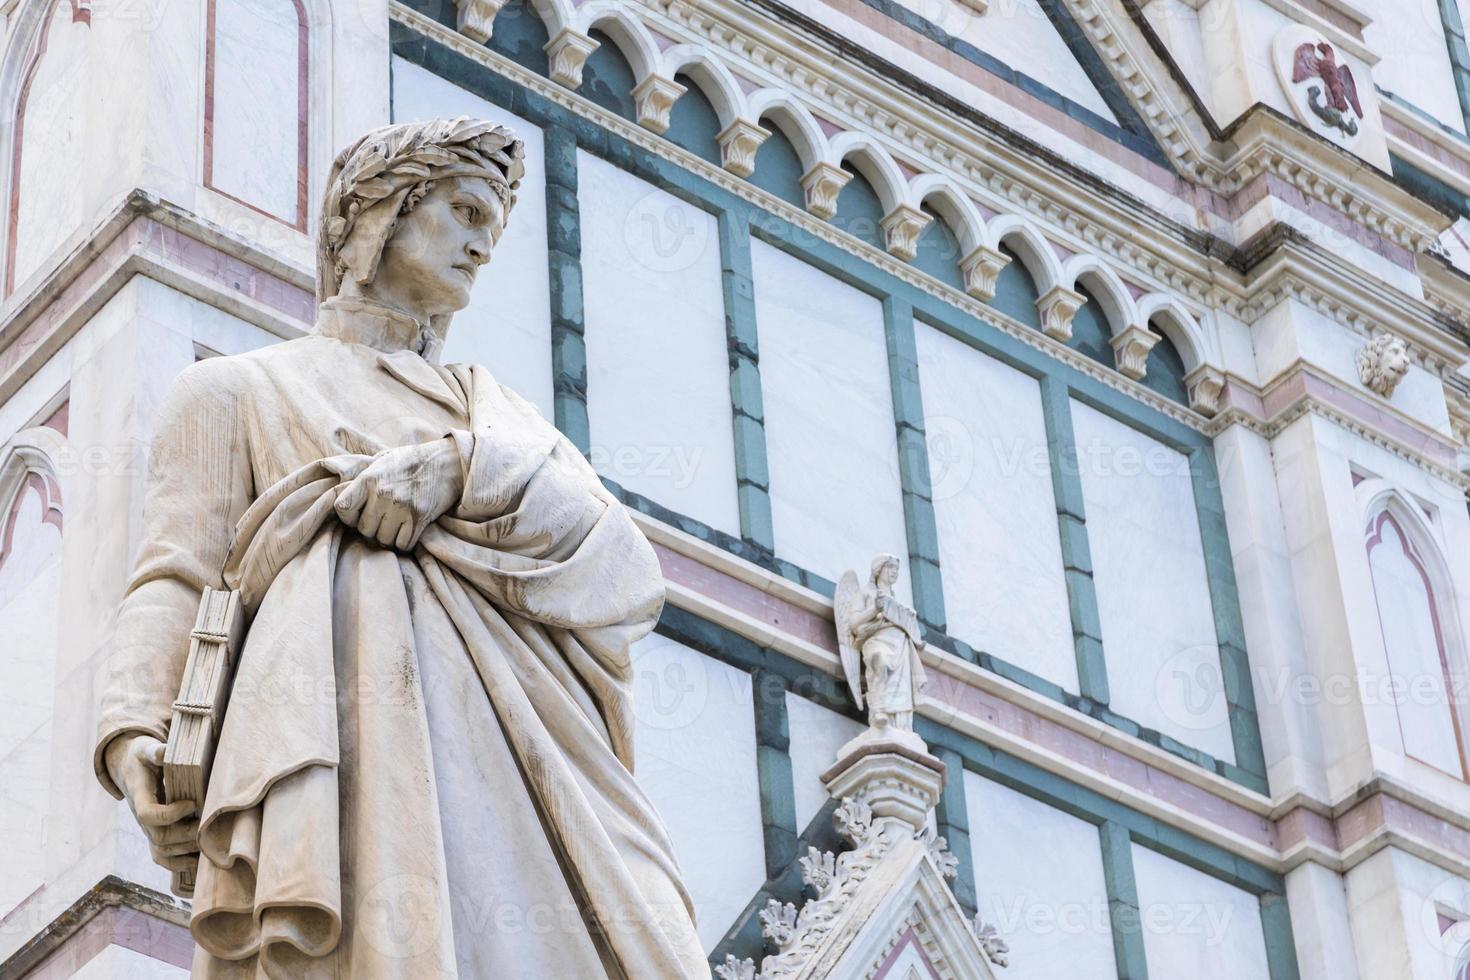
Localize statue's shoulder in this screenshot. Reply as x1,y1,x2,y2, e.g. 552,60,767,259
161,341,298,415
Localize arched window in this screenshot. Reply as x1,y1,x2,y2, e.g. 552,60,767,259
4,0,92,295
203,0,310,229
1364,501,1469,780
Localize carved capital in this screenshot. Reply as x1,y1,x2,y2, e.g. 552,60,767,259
1110,324,1160,380
800,162,851,220
880,204,932,262
633,74,686,134
958,244,1009,301
1183,364,1226,417
544,28,598,90
454,0,506,42
1035,284,1085,341
717,118,770,178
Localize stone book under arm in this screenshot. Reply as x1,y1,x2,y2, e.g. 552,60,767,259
162,586,245,896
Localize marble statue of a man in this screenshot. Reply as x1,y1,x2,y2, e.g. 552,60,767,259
93,118,709,978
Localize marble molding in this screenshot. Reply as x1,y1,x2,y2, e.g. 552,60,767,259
1356,333,1411,398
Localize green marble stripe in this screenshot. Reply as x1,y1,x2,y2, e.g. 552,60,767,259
1260,891,1302,980
718,209,776,551
752,668,800,878
543,122,590,453
933,745,977,916
883,296,946,631
1040,375,1110,705
389,19,1268,793
1191,446,1267,780
1440,0,1470,133
1099,821,1150,980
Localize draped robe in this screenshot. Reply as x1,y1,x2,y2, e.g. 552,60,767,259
92,300,709,978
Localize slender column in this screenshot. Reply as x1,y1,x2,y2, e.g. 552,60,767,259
882,296,945,631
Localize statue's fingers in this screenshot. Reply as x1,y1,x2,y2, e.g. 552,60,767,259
393,518,416,552
152,838,201,857
335,480,367,523
151,818,200,846
136,799,196,827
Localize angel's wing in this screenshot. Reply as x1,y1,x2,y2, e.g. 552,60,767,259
1292,43,1321,84
833,570,865,711
1338,64,1362,117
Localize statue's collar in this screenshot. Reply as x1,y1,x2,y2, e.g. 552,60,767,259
314,297,441,362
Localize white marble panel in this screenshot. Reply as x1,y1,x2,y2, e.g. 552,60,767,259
392,57,554,417
631,634,763,950
750,239,910,597
578,153,740,535
1131,844,1270,980
10,0,89,291
209,0,305,223
1071,400,1233,762
1368,516,1463,776
69,944,191,980
964,771,1117,980
785,691,865,831
0,490,61,756
914,323,1075,690
1365,0,1465,134
883,0,1114,120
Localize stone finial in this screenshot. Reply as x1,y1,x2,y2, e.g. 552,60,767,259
633,74,686,134
718,118,770,178
1184,364,1226,417
1035,284,1085,341
1110,324,1160,380
454,0,505,42
1356,333,1411,398
959,244,1009,301
880,204,932,262
800,162,851,220
544,27,598,89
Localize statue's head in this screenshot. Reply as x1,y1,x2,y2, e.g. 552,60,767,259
1356,333,1411,397
870,554,901,590
317,117,526,321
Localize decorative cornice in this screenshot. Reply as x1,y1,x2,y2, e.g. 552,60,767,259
0,876,190,979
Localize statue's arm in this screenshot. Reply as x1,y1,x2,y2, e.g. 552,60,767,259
93,360,252,798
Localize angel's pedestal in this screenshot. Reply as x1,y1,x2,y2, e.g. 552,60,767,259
820,734,945,833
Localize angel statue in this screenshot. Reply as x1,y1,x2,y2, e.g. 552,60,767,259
92,118,708,978
835,554,929,747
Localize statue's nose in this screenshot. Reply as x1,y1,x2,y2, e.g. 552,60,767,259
466,236,490,266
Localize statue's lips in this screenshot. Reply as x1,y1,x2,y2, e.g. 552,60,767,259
452,265,476,283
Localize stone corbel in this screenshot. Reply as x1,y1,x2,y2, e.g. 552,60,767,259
1035,284,1084,341
633,74,686,134
880,204,932,262
454,0,505,43
800,162,851,220
1183,364,1226,417
717,118,769,178
1110,324,1160,380
958,244,1009,301
544,28,598,90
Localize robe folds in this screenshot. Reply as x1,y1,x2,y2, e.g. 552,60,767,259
93,303,710,978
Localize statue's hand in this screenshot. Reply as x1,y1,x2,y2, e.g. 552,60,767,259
333,436,465,551
104,733,200,874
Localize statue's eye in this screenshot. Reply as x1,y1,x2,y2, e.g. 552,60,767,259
454,204,477,223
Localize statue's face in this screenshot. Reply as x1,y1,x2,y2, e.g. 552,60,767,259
375,175,505,319
1385,344,1411,380
877,560,899,588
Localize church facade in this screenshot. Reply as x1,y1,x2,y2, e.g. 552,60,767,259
3,0,1470,976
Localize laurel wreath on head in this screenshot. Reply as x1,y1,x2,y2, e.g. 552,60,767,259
317,117,525,298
